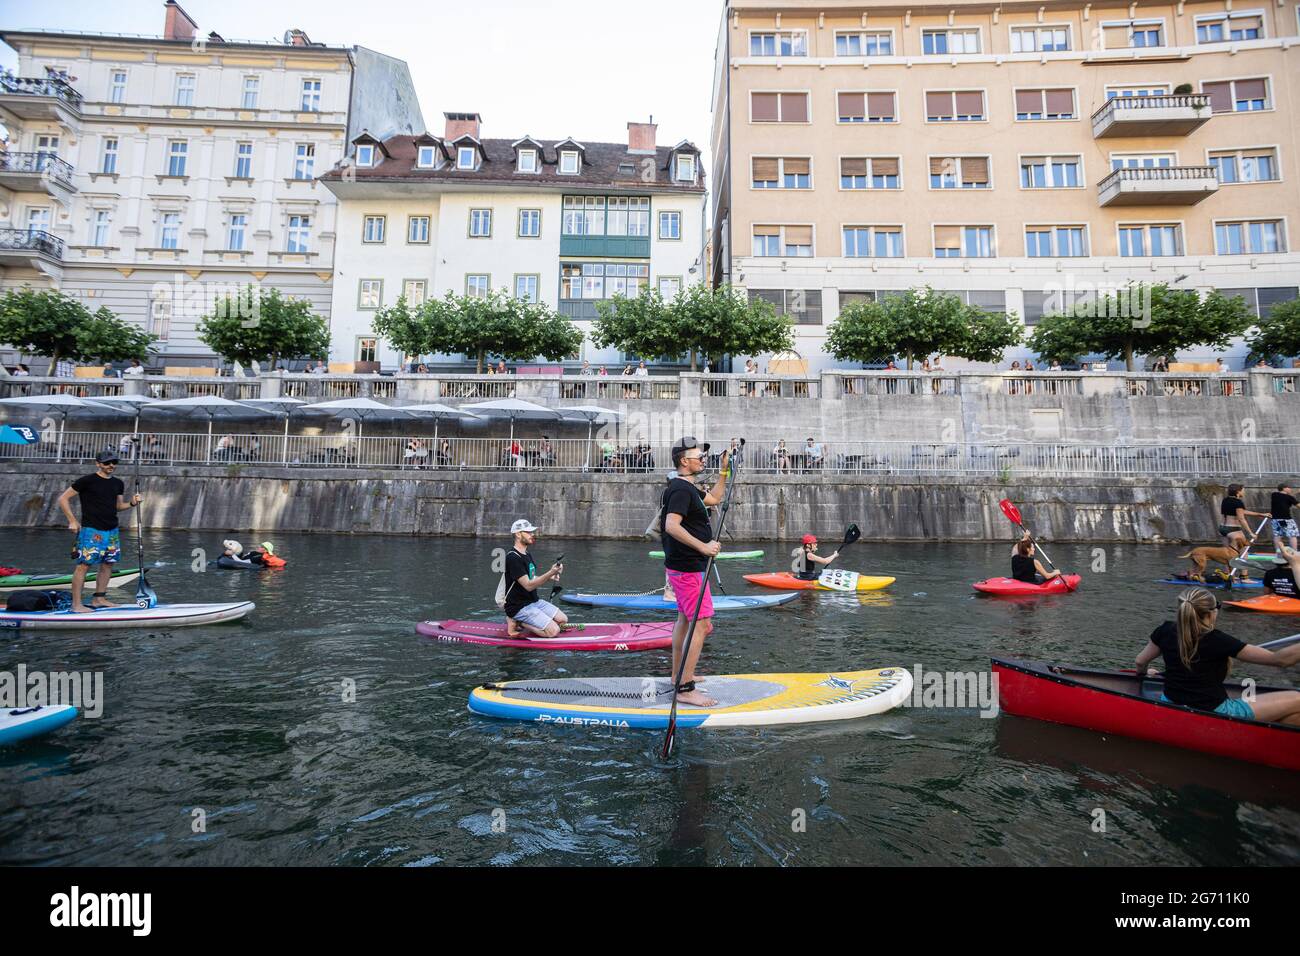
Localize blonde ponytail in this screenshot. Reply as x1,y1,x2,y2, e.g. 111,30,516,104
1175,587,1217,669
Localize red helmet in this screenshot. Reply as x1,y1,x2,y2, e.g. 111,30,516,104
802,534,818,546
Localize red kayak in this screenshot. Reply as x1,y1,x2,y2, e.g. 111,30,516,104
415,619,673,651
973,575,1081,596
993,657,1300,771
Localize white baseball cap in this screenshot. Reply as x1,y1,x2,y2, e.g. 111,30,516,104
511,519,538,534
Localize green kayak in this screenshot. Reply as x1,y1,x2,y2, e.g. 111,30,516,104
0,566,142,595
647,550,765,560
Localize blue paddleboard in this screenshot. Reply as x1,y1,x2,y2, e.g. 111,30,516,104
1156,578,1263,590
0,705,79,746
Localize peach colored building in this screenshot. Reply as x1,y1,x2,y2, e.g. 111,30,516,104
709,0,1300,370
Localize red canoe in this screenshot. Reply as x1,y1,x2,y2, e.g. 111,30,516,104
1223,594,1300,614
992,657,1300,771
415,619,673,651
973,575,1081,596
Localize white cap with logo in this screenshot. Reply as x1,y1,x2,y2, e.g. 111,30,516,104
511,519,538,534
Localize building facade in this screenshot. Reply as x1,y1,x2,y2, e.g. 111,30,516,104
0,1,421,368
321,115,707,371
710,0,1300,371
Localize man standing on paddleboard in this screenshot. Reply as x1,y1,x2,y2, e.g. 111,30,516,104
501,519,567,637
56,449,141,613
660,437,728,707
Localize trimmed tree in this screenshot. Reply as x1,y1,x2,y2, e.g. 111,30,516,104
1246,298,1300,365
1027,283,1254,371
371,295,436,368
0,288,154,368
590,288,680,365
198,285,330,370
826,287,1021,368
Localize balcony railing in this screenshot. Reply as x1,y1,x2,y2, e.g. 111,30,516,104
1091,93,1212,138
1091,93,1211,124
0,228,65,259
1097,165,1219,206
0,151,75,187
0,72,83,108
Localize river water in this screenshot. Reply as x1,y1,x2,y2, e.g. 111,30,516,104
1,529,1296,866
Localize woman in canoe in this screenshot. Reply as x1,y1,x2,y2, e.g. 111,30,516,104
1135,588,1300,725
1010,535,1063,585
793,534,839,581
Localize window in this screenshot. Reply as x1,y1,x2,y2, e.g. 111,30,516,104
457,146,477,170
1118,223,1181,257
159,212,180,249
843,225,903,257
676,154,696,182
934,225,994,258
35,135,58,158
1106,86,1170,99
837,91,895,123
357,338,377,363
1020,155,1082,188
167,140,188,177
517,148,537,173
362,215,386,243
926,90,985,122
560,263,648,304
748,289,823,325
358,279,383,309
563,196,604,235
1196,13,1263,43
752,225,812,257
518,208,541,237
241,75,259,109
930,156,990,189
287,215,310,252
514,275,539,303
294,143,315,180
658,276,683,298
91,210,111,247
1215,287,1300,318
417,145,437,168
469,209,492,237
466,275,490,299
1103,20,1164,48
356,144,376,167
234,142,253,178
752,224,781,257
403,279,427,306
300,79,321,112
1202,78,1270,112
149,293,171,340
1010,25,1070,52
110,71,127,103
174,73,195,106
750,31,808,56
1209,147,1279,184
1015,88,1075,120
1025,226,1087,257
754,156,809,188
100,137,118,174
26,207,50,232
840,156,900,190
559,150,581,174
659,211,681,239
227,213,247,250
408,216,430,243
922,28,981,54
750,91,809,123
598,197,649,237
1110,153,1174,170
835,31,893,55
1215,220,1284,255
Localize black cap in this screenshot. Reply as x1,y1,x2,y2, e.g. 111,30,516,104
95,449,120,464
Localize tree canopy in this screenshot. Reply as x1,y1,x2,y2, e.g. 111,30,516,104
198,286,330,369
0,287,154,366
1246,297,1300,364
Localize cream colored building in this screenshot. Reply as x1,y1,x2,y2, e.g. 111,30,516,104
710,0,1300,370
0,1,421,368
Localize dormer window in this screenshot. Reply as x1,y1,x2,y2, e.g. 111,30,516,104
356,144,376,167
417,145,437,168
458,146,477,170
517,148,538,173
676,154,696,182
559,150,580,175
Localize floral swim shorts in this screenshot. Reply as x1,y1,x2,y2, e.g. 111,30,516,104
76,527,121,566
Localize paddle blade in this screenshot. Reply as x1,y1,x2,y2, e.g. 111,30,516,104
999,499,1023,525
135,570,158,609
661,718,678,761
842,524,861,547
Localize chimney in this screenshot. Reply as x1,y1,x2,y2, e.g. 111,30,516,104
285,29,312,47
627,118,657,155
444,112,481,141
163,1,198,42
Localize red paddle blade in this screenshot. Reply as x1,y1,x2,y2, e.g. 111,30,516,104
999,499,1023,525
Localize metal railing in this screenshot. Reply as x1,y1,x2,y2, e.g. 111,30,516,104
839,374,959,396
0,151,75,186
1127,376,1249,397
0,228,65,259
1002,376,1083,396
6,431,1300,477
0,72,83,108
1098,165,1218,190
1091,93,1211,124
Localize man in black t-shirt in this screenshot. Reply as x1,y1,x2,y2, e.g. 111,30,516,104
56,449,141,613
660,437,729,707
1270,483,1298,554
501,518,566,637
1263,545,1300,598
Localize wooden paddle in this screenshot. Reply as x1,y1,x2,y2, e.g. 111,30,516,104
999,498,1075,592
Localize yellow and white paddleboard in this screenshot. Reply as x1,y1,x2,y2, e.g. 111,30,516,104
468,667,912,729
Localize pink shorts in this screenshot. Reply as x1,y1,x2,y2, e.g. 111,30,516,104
666,570,714,621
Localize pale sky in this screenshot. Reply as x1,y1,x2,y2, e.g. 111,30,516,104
1,0,723,158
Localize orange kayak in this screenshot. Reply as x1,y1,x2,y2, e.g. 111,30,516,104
743,571,895,592
1223,594,1300,614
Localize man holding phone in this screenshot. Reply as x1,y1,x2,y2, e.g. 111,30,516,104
502,518,567,637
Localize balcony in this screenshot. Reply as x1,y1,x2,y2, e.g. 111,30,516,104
0,151,76,198
0,228,66,274
1091,94,1212,138
0,72,83,125
559,235,651,258
1098,166,1219,206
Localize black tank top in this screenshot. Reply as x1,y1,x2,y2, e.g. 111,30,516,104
1011,554,1037,583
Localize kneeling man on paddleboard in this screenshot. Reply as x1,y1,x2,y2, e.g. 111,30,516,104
661,438,728,707
502,519,567,637
56,449,141,613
